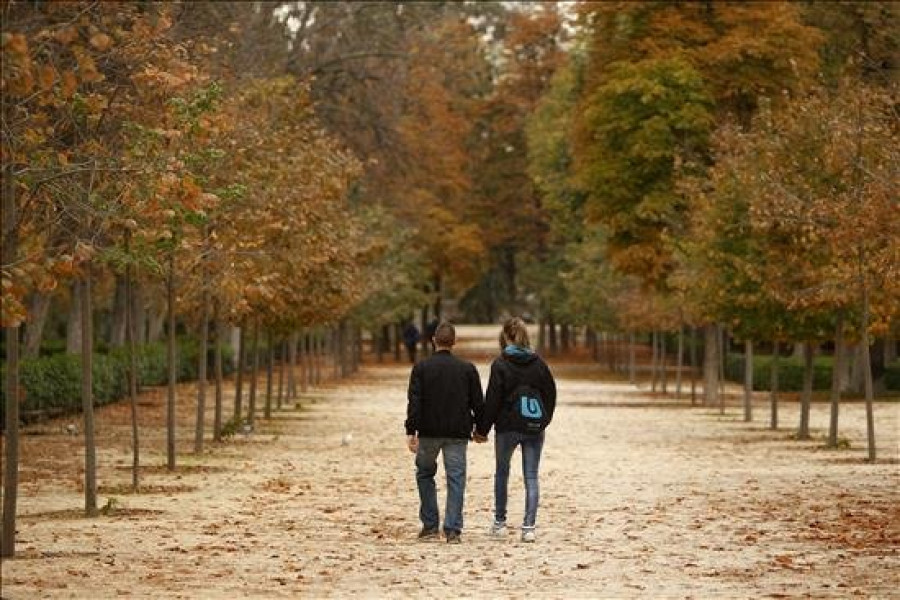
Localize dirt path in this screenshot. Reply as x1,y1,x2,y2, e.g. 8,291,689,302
2,326,898,598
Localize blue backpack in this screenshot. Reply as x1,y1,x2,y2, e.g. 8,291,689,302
507,383,549,435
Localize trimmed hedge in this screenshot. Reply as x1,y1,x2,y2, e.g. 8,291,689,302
1,339,234,425
885,363,900,391
725,354,900,392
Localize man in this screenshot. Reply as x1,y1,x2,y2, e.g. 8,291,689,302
405,321,485,543
402,320,420,364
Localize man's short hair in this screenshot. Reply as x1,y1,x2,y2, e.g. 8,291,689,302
433,321,456,347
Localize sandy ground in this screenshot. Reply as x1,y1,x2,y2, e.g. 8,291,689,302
1,325,898,599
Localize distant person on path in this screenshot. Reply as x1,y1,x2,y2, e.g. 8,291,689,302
477,317,556,543
405,321,485,543
402,321,420,364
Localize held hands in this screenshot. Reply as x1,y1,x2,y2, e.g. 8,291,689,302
472,432,488,444
407,434,418,454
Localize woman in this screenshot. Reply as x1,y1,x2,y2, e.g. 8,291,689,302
477,317,557,543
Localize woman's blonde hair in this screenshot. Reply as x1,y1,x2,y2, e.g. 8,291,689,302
501,317,530,349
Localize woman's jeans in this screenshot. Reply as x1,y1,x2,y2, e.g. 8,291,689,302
415,437,467,533
494,430,545,528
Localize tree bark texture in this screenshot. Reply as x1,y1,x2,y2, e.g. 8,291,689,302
1,171,20,556
703,324,719,407
166,256,177,471
798,341,815,440
770,340,780,430
828,316,844,448
23,292,51,358
743,340,753,422
80,269,98,516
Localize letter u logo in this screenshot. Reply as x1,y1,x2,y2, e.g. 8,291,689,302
520,396,543,419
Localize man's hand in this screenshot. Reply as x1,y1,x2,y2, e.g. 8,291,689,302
407,434,418,454
473,433,488,444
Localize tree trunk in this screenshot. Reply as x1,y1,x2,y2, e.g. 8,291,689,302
743,340,753,422
770,340,780,430
718,326,727,412
23,292,51,358
660,332,669,394
302,331,311,392
331,327,339,379
166,255,177,471
628,331,636,384
827,316,845,448
340,320,349,377
264,330,274,419
124,230,140,491
2,325,20,557
66,281,83,354
234,325,245,421
213,311,224,443
675,324,684,399
651,330,659,393
248,323,259,427
376,325,386,363
354,325,362,372
433,274,443,322
860,272,876,461
845,343,863,394
393,322,402,362
798,341,815,440
537,318,547,355
194,281,210,454
420,302,429,358
2,173,20,557
110,274,127,348
287,333,298,399
132,279,147,345
277,340,285,409
313,330,322,386
80,267,98,516
703,324,719,407
147,303,165,343
560,324,570,354
548,315,558,356
690,327,698,405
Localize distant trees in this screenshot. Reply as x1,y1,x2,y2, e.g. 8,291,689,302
522,1,897,456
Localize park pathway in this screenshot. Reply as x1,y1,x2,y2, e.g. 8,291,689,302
1,326,898,598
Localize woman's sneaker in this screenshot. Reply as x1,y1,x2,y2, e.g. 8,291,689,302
489,521,507,538
521,528,536,543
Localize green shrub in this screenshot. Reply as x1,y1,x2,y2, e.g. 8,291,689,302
885,362,900,391
1,338,234,425
725,354,833,392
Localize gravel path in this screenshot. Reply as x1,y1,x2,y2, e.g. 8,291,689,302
2,326,898,598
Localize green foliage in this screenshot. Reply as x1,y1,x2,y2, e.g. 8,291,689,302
885,362,900,391
218,415,242,440
577,56,714,287
725,353,833,392
0,339,234,424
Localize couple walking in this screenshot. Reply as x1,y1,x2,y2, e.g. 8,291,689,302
404,318,557,544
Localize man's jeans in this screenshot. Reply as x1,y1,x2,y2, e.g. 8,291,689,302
415,437,468,533
494,430,545,528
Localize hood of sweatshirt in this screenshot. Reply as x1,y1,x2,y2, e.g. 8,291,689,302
503,344,538,366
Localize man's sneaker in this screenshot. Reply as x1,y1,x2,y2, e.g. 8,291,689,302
521,528,536,543
418,526,440,540
489,521,507,538
445,530,462,544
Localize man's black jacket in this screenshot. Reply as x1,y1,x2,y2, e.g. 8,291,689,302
405,350,484,439
479,347,556,436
